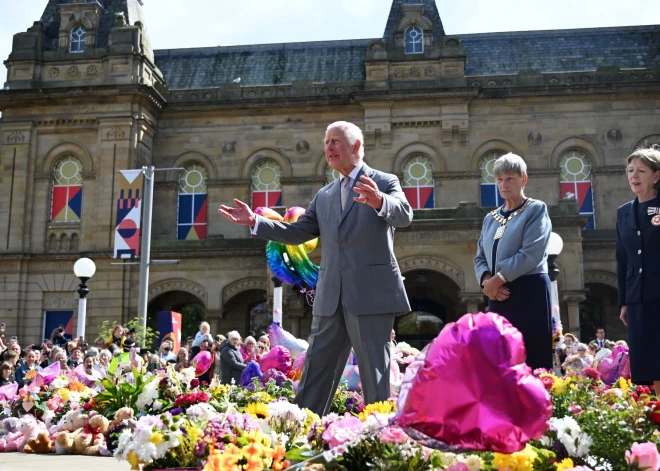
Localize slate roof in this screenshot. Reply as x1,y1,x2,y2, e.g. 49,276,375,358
40,0,149,51
383,0,446,42
153,25,660,89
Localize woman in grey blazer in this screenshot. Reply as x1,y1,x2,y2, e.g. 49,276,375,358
474,153,553,369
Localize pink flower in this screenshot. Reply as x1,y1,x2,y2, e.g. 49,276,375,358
446,463,469,471
568,404,583,415
625,442,660,471
322,415,364,449
378,426,408,444
567,467,594,471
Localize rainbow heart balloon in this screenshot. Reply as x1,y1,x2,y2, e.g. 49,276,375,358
255,207,319,289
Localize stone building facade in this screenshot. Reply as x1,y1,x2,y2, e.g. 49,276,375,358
1,0,659,347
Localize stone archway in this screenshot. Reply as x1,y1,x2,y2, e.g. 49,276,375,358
580,277,623,343
147,279,208,344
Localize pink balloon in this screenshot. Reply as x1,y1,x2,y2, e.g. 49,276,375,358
268,323,308,360
396,312,552,454
191,351,213,377
292,350,306,372
597,345,630,385
258,345,292,373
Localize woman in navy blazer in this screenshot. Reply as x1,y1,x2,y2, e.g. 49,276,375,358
616,146,660,391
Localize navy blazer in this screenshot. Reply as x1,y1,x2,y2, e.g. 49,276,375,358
615,195,660,306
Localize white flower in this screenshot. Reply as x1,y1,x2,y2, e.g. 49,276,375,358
136,379,159,411
440,452,458,467
49,377,69,391
540,435,553,447
186,403,219,420
152,400,163,411
462,455,482,471
364,412,390,432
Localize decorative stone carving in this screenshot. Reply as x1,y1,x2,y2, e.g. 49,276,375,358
561,292,587,304
424,66,436,78
607,129,622,142
43,293,78,310
393,68,406,80
86,65,98,77
5,131,26,144
528,132,542,146
565,77,575,84
503,79,512,86
148,279,208,304
397,230,482,243
66,66,80,79
296,141,310,155
584,271,617,288
222,277,268,303
277,89,286,96
409,67,421,79
105,127,126,140
222,142,236,156
263,90,271,97
583,249,615,261
48,68,60,79
398,257,463,288
549,77,559,84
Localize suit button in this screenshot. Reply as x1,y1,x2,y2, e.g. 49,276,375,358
640,268,643,273
638,250,642,255
638,231,641,236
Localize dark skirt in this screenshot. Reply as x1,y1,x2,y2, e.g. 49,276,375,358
488,273,553,370
627,301,660,384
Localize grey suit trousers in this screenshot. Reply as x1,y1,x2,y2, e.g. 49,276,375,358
294,295,395,416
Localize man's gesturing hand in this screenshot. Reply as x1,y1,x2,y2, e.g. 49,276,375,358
218,199,257,227
353,174,384,211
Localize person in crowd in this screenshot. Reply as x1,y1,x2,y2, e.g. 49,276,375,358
8,342,24,368
50,325,72,348
66,341,77,357
156,339,177,364
216,334,226,344
107,343,120,357
198,339,211,352
220,331,246,385
122,338,137,352
83,354,96,375
185,337,194,351
54,350,69,374
67,347,82,368
556,333,579,372
257,335,270,351
193,322,214,346
576,342,594,367
212,340,223,379
0,362,15,386
615,340,628,347
240,336,258,363
219,121,413,415
40,341,51,368
98,349,112,370
15,350,42,388
95,338,106,349
474,153,553,369
175,347,189,372
106,325,125,349
617,146,660,392
593,328,607,349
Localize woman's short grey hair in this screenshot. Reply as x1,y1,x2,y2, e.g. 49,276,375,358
627,145,660,191
99,349,112,361
326,121,365,160
493,153,528,178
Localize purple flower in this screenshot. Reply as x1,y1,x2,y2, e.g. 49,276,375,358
170,407,183,416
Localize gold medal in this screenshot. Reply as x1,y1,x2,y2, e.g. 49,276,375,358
490,199,533,241
652,214,660,226
494,225,506,240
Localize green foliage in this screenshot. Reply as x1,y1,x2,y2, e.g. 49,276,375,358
98,317,160,350
93,367,156,418
332,437,435,471
179,303,206,341
329,381,364,416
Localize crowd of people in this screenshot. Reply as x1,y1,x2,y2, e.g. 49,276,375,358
554,328,628,375
0,320,272,388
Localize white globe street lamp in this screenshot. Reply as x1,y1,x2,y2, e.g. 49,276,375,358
73,258,96,341
547,232,563,375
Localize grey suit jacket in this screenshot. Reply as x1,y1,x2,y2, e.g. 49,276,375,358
256,163,413,317
474,199,552,284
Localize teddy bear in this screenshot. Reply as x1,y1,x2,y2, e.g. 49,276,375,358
23,431,53,453
57,408,89,433
56,414,109,456
0,417,23,452
18,416,48,451
109,407,134,430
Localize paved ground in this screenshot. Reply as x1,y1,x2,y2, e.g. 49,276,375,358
0,453,131,471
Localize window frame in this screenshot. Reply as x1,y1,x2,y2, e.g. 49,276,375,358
401,155,434,209
69,25,87,53
478,151,506,208
50,155,84,223
559,149,596,229
177,164,209,241
251,160,283,209
404,26,424,55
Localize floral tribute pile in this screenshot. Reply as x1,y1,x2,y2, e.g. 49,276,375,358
0,315,658,471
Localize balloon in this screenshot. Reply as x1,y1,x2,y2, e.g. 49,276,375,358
396,312,552,454
597,345,630,385
291,350,306,372
191,351,213,377
258,345,292,373
257,206,319,288
269,323,308,360
341,363,362,391
0,382,18,401
241,362,263,387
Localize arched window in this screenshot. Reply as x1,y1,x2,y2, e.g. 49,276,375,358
51,155,83,222
70,26,86,53
404,26,424,54
560,150,595,229
251,160,282,208
325,166,340,185
479,151,505,207
177,164,208,240
402,156,434,209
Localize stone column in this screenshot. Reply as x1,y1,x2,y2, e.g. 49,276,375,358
460,293,485,314
206,309,223,338
561,291,586,338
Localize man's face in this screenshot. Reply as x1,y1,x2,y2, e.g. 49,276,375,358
9,343,20,354
71,350,82,362
200,341,209,351
162,341,173,354
95,340,105,348
596,329,605,339
325,127,360,175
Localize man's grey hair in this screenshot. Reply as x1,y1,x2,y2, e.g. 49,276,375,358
326,121,365,160
493,153,528,177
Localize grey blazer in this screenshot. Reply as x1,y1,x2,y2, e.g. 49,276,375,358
256,163,413,317
474,199,552,284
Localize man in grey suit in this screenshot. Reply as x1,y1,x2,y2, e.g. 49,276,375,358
219,121,413,416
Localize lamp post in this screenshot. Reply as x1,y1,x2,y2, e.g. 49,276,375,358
271,276,283,326
73,258,96,341
547,232,563,374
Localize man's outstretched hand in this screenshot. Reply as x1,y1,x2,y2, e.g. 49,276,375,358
218,199,257,227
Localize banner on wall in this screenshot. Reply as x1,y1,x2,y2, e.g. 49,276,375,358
43,311,74,341
157,311,182,353
113,169,144,259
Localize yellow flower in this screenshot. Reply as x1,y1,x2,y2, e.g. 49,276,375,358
618,377,632,395
556,458,575,471
149,432,165,445
358,401,396,421
551,377,571,395
53,388,70,403
245,402,269,419
127,450,142,471
493,444,538,471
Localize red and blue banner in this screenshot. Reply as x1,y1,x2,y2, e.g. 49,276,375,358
177,194,208,240
561,181,595,229
51,186,82,222
404,186,434,209
480,183,504,208
252,191,282,209
157,311,182,353
43,311,74,341
114,170,144,258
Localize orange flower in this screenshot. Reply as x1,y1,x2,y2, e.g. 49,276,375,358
68,379,87,392
24,369,38,381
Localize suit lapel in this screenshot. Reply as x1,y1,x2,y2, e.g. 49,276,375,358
330,178,342,221
338,163,371,226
